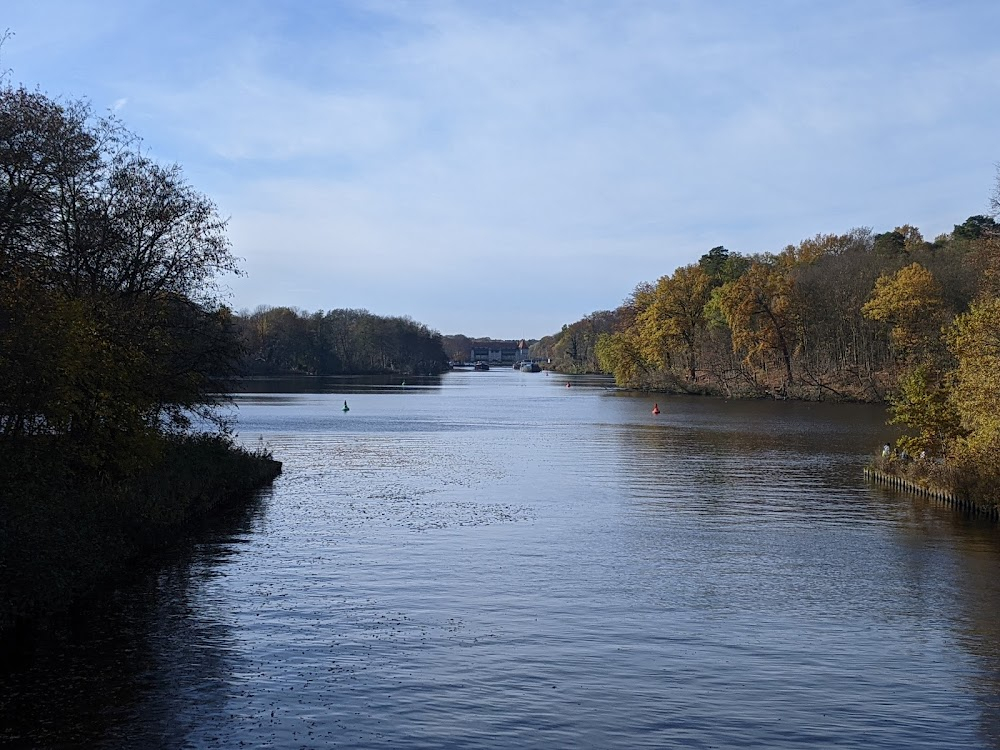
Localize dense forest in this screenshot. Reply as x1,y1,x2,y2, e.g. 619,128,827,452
234,306,449,376
0,83,279,628
535,190,1000,504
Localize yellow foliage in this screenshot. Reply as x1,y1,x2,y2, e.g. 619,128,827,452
595,330,647,387
637,264,712,377
717,262,797,385
862,263,946,358
893,224,925,252
946,298,1000,463
888,365,960,457
778,233,841,267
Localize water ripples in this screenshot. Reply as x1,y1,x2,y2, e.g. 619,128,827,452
4,372,1000,748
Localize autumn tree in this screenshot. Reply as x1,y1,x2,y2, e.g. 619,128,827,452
638,264,713,382
541,207,996,411
594,283,655,386
717,261,798,389
544,311,617,373
788,228,894,397
894,224,926,253
887,365,961,458
861,262,948,365
595,328,647,387
861,260,966,462
944,297,1000,481
961,192,1000,300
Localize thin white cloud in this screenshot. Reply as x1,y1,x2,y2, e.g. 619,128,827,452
6,0,1000,337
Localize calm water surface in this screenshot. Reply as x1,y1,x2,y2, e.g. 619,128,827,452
3,369,1000,748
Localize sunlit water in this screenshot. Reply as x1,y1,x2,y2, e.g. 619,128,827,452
3,369,1000,748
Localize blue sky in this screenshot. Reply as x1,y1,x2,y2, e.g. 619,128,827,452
4,1,1000,338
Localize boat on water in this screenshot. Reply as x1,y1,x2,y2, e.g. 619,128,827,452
473,361,490,371
517,361,540,372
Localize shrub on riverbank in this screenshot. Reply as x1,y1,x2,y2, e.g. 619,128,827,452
0,434,281,633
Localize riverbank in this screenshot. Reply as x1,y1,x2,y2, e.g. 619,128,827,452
865,458,999,521
546,365,888,403
0,433,282,635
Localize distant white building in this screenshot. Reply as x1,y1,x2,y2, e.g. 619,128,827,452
470,339,530,364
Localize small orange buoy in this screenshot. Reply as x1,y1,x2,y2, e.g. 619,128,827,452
652,403,660,415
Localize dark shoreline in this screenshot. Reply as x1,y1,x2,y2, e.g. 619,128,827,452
0,435,282,640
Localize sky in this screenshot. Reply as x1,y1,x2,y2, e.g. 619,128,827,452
4,1,1000,339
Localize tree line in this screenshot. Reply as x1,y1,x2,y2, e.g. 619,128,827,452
234,306,449,376
535,186,1000,502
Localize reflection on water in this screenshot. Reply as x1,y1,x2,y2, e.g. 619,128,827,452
0,489,271,747
3,371,1000,749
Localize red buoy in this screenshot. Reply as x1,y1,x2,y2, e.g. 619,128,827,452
652,403,660,415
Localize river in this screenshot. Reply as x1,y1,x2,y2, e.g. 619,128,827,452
2,369,1000,748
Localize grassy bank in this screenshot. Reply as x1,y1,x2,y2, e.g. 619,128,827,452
0,434,281,633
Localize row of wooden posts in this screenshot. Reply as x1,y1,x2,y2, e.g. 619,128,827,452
864,467,999,521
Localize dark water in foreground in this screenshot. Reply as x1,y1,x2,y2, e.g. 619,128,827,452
3,369,1000,748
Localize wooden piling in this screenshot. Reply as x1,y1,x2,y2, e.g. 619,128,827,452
864,467,999,521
